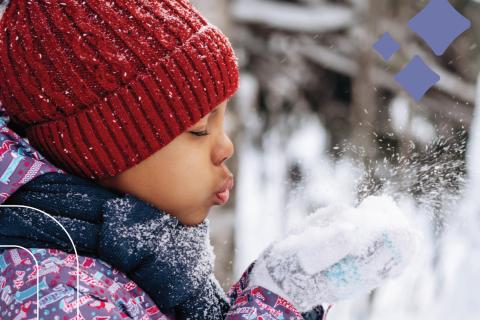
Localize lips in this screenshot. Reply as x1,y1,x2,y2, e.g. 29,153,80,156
214,177,234,205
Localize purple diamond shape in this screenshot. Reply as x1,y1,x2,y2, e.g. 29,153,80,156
372,32,401,61
394,55,440,101
408,0,471,56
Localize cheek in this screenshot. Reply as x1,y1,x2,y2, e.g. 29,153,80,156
152,154,213,201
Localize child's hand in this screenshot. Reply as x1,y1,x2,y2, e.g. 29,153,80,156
248,195,421,312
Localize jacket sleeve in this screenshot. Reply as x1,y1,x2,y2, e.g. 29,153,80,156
0,103,63,204
0,248,171,320
225,263,328,320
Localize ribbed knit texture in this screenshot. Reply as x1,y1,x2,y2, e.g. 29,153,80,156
0,0,239,180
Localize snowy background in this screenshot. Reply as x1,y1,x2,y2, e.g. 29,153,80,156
191,0,480,319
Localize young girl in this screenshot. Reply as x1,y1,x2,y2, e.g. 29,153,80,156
0,0,416,319
0,0,328,318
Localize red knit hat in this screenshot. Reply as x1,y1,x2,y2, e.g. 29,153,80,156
0,0,239,180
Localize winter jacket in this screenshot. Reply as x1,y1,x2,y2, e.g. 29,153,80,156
1,172,231,318
0,247,326,320
0,104,63,201
0,172,326,319
0,104,327,319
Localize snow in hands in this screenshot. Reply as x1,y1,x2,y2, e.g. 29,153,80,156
249,195,422,312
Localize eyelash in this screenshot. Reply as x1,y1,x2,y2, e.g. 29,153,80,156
190,130,209,137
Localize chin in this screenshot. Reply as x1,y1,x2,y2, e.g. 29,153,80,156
180,208,210,226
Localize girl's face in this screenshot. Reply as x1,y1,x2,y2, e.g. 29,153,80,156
98,101,235,225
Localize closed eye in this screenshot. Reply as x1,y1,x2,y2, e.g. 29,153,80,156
190,129,209,136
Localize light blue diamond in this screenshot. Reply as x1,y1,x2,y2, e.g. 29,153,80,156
394,55,440,101
372,32,401,61
408,0,471,56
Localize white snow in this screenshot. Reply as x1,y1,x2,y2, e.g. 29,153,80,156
234,73,480,317
389,96,410,135
389,95,436,144
465,73,480,207
104,196,216,296
248,195,421,311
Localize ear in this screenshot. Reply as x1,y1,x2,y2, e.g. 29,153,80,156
0,0,11,21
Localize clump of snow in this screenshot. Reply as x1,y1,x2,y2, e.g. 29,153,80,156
249,195,422,311
234,78,471,317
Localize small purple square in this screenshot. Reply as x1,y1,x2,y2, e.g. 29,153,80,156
408,0,471,56
394,55,440,101
372,32,401,61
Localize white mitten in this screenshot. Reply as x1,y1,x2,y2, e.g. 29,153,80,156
248,195,421,312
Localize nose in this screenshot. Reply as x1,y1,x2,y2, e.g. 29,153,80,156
213,131,234,166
